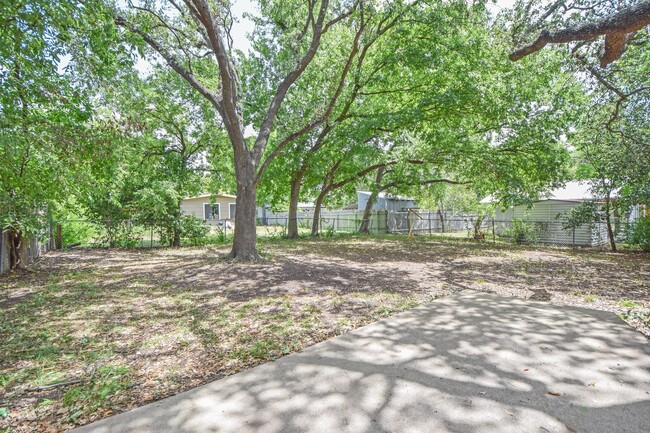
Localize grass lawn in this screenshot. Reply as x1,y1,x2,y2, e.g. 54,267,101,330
1,235,648,432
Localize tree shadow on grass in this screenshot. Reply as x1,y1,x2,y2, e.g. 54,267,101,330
72,291,650,433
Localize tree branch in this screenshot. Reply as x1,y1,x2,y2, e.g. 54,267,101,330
115,15,224,116
251,0,334,165
510,0,650,67
255,5,367,183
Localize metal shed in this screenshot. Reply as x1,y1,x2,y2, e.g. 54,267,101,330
357,191,418,212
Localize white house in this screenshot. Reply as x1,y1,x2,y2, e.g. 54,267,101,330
487,182,643,247
181,193,237,223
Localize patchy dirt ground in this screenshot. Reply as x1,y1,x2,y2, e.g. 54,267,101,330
1,236,648,432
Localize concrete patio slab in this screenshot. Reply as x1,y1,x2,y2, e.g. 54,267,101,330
74,291,650,433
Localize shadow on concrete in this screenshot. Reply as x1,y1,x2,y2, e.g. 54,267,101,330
73,291,650,433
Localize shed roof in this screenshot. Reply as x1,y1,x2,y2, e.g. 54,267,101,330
481,181,613,204
542,182,596,201
357,191,416,201
184,193,237,200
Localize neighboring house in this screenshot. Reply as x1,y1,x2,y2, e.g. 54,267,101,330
487,182,643,247
256,202,324,226
181,193,237,223
357,191,418,212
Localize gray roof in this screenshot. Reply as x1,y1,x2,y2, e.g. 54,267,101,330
357,191,416,201
541,182,596,201
481,181,612,204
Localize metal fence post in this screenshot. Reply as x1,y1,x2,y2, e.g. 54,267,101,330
492,219,496,243
428,212,432,237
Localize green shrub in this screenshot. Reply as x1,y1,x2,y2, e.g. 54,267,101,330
179,215,209,246
60,221,97,246
102,222,142,248
507,219,539,245
626,216,650,252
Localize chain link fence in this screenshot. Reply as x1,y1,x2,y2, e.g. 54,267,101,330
45,211,636,252
48,219,236,249
259,210,631,248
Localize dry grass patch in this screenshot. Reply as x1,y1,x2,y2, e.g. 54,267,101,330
1,235,648,432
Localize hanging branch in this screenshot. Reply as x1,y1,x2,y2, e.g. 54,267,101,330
510,0,650,67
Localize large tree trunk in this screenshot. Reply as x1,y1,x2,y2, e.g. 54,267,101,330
230,182,260,259
229,158,261,259
359,167,385,234
8,227,24,270
287,170,306,239
437,201,445,233
604,194,617,252
311,190,328,237
358,191,377,234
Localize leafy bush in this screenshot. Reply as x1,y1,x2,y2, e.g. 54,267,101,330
102,221,142,248
60,221,97,246
179,215,210,246
626,216,650,252
507,219,539,245
557,202,603,230
322,223,335,237
134,181,182,246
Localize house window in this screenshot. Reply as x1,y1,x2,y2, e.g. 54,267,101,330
229,203,236,219
203,203,220,220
